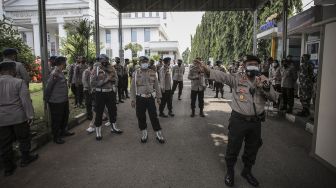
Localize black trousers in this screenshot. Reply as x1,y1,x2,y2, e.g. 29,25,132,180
94,91,117,127
84,90,93,119
282,87,294,109
159,90,173,113
122,76,129,97
49,101,69,139
191,90,204,109
75,84,84,105
225,111,262,168
70,83,77,104
214,82,224,96
136,96,161,131
0,122,31,171
117,79,124,101
172,80,183,98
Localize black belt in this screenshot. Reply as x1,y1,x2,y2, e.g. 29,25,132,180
231,110,263,122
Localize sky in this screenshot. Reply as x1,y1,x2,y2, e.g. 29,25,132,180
165,0,314,55
166,12,204,53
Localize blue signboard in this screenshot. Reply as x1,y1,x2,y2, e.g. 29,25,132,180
260,20,277,31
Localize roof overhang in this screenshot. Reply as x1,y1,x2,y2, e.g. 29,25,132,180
105,0,269,13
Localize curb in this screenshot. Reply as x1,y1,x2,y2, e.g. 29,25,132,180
284,113,314,134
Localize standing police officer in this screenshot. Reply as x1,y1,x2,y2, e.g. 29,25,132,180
90,54,122,141
1,48,30,86
114,57,125,103
213,60,226,98
130,56,165,144
172,59,185,100
0,61,38,176
73,56,87,108
45,56,75,144
156,58,164,81
203,55,278,187
122,58,130,99
159,57,174,117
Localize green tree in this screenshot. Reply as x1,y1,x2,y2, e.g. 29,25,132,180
182,47,190,64
0,16,36,78
190,1,302,62
124,43,143,58
61,18,95,64
150,54,161,61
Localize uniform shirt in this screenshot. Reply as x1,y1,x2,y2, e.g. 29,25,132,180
45,67,69,103
1,58,30,86
114,63,124,78
129,64,139,78
159,66,172,90
188,64,206,91
156,63,164,80
149,64,157,72
82,68,92,91
214,65,226,73
90,62,117,90
210,70,278,116
130,68,162,101
261,62,270,74
123,65,129,78
269,66,281,85
0,75,34,127
172,64,185,81
73,63,87,86
299,62,314,89
280,65,297,88
67,63,77,85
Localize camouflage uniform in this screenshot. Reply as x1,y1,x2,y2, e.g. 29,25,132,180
298,59,314,116
213,64,226,98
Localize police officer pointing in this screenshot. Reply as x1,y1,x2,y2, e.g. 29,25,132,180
203,55,278,187
130,56,165,144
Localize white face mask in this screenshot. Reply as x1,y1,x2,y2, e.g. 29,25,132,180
141,63,149,69
272,63,278,67
246,65,259,71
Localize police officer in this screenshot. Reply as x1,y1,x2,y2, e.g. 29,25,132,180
114,57,125,103
188,59,207,117
68,57,79,105
228,61,238,93
90,54,122,141
297,54,314,117
83,61,94,120
1,48,30,86
129,59,139,79
280,58,297,114
159,57,174,117
203,55,278,187
269,60,282,108
0,61,38,176
130,56,165,144
122,58,130,99
213,60,226,98
45,56,74,144
73,56,87,108
172,59,185,100
156,58,163,80
149,59,157,71
206,61,214,89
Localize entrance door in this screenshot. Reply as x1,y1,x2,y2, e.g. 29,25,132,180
306,41,319,75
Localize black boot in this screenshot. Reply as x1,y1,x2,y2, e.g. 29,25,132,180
168,111,175,117
190,109,195,117
20,152,39,167
241,166,259,187
200,108,205,117
214,92,218,98
224,167,234,187
54,137,65,144
159,112,168,118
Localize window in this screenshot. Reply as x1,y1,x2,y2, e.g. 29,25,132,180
142,12,145,17
145,49,150,57
163,12,167,19
156,12,160,17
135,12,138,17
131,28,137,42
144,28,150,42
106,30,111,44
149,12,152,17
21,32,27,43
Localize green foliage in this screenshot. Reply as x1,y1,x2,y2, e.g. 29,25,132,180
60,18,96,64
150,54,161,61
124,43,143,58
0,16,36,78
190,1,302,62
182,47,190,64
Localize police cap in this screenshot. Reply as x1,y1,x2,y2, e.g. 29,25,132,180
139,56,149,63
54,56,67,66
3,48,18,57
0,61,16,72
215,60,223,65
243,55,261,64
98,54,109,62
163,57,171,63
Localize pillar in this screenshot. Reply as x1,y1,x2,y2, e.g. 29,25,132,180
94,0,100,56
118,12,124,63
57,17,66,55
253,10,258,55
32,23,41,56
282,0,288,58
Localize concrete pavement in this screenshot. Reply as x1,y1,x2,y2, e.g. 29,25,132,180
1,68,336,188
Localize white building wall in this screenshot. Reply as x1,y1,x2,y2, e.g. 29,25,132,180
25,32,34,51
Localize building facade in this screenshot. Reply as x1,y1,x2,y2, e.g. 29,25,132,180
3,0,180,60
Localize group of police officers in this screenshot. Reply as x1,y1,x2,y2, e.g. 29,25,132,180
1,47,307,187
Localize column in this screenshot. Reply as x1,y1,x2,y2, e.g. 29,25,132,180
95,0,100,56
282,0,288,58
32,24,41,56
57,17,66,55
300,33,307,57
118,12,124,63
253,9,258,55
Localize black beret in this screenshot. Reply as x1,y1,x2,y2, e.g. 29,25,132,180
3,48,18,56
163,57,171,63
243,55,261,64
0,61,16,71
139,56,149,62
215,60,223,64
54,56,67,66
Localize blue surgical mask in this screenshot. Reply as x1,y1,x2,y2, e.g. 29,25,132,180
141,63,149,69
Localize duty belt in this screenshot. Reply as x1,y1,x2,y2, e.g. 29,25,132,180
231,110,262,122
95,88,113,92
136,92,155,98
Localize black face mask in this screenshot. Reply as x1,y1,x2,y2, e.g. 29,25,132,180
246,70,260,77
178,63,182,66
102,62,108,66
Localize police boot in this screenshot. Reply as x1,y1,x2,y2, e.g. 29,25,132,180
178,95,182,100
141,129,148,143
111,123,123,134
190,109,195,117
96,126,102,141
224,167,235,187
214,92,218,98
241,166,259,187
20,152,39,167
200,108,205,117
155,131,165,144
221,92,224,99
159,112,168,118
53,134,65,144
168,111,175,117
